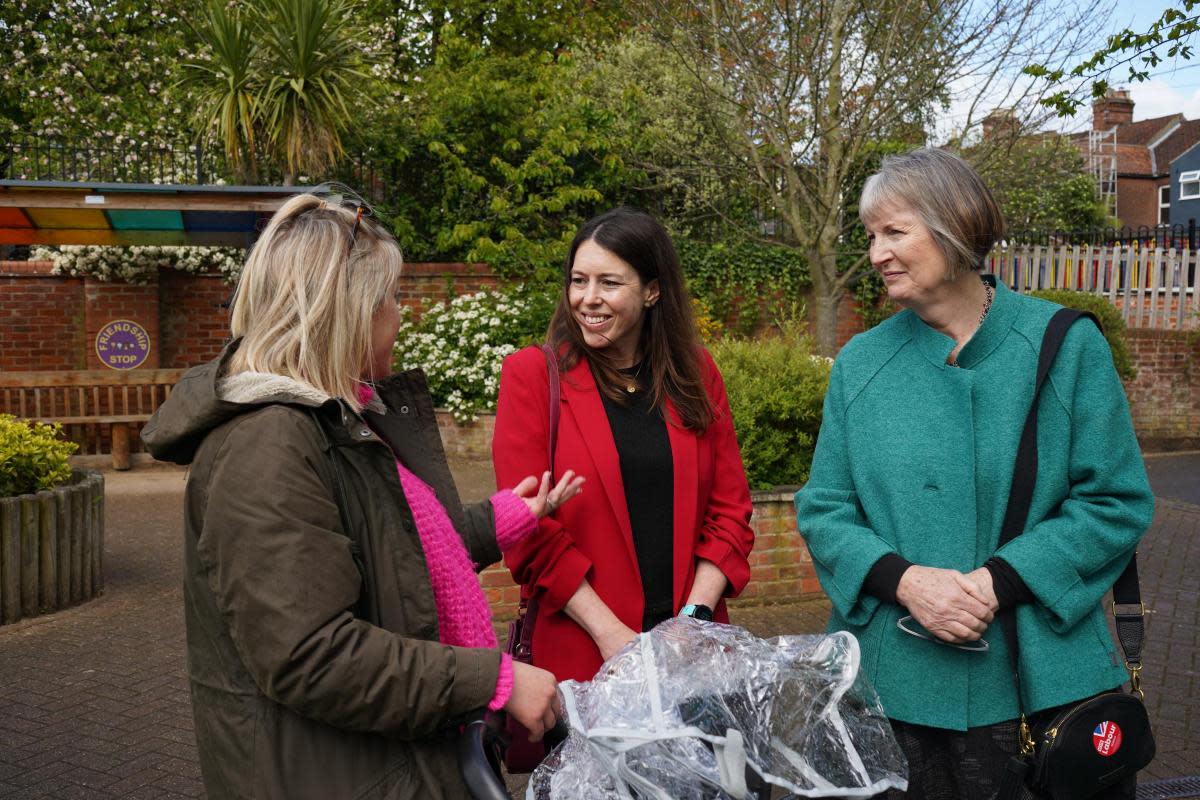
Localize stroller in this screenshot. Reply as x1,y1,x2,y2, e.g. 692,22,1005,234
459,618,908,799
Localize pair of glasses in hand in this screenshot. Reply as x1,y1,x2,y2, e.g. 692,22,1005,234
897,615,989,652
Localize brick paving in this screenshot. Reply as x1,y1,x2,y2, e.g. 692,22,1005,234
0,460,1196,798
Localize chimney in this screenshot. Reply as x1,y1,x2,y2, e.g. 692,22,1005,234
982,108,1017,140
1093,89,1134,131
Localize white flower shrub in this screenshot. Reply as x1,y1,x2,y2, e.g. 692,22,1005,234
393,287,555,421
30,245,244,284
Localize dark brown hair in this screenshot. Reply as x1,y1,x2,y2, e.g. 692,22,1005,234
547,207,714,431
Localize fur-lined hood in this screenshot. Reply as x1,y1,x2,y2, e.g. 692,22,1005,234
141,340,383,465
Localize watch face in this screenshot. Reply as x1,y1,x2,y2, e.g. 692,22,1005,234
683,604,714,622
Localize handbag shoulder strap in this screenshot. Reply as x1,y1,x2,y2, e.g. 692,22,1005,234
540,344,560,475
515,345,561,630
997,309,1092,547
998,308,1145,713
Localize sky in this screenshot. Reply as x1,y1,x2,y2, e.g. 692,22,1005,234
937,1,1199,139
1086,2,1200,124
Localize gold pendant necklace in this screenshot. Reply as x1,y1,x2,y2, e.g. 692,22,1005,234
623,360,645,393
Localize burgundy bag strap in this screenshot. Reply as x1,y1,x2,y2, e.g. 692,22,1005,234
540,344,561,474
515,345,561,650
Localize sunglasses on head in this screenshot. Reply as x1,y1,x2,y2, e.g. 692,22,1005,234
310,183,373,255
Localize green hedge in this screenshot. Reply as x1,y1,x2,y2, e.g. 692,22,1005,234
1028,290,1136,380
0,415,78,498
711,332,831,490
677,239,812,338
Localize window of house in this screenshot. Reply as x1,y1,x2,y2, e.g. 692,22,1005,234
1182,170,1200,200
1159,184,1171,224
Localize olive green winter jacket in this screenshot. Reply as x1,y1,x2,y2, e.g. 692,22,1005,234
142,343,502,799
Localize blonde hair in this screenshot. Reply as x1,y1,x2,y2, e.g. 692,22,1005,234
228,192,402,411
859,148,1005,279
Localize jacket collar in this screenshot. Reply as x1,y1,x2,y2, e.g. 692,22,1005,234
559,355,698,588
906,274,1017,369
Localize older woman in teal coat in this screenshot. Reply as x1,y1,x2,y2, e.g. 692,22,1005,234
795,148,1154,800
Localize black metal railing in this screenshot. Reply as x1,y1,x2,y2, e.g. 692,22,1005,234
1006,223,1198,250
0,136,397,199
1,135,231,185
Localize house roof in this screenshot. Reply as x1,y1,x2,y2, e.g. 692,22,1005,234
1157,120,1200,169
1116,115,1183,146
1116,143,1153,176
1073,115,1200,179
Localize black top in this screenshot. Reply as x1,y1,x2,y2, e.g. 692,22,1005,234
599,364,674,627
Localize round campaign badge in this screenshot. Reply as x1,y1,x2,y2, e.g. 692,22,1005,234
1093,721,1123,757
95,319,151,370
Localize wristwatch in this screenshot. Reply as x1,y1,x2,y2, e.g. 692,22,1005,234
679,603,714,622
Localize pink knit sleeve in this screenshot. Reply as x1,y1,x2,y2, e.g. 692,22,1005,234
488,652,515,711
491,490,538,552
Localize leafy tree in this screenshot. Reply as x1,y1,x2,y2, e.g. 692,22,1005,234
1,1,196,141
254,0,375,184
362,1,632,277
183,0,376,184
1027,1,1199,117
572,31,760,240
632,0,1107,354
180,1,259,181
971,135,1110,232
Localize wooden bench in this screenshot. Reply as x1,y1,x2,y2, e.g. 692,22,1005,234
0,369,186,470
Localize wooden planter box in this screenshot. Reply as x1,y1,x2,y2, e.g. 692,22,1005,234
0,469,104,625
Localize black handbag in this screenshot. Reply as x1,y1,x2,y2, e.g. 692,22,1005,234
996,309,1156,800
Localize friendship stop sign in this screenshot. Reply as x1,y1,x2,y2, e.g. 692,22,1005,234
95,320,151,370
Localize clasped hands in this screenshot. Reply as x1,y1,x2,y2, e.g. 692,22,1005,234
896,565,1000,645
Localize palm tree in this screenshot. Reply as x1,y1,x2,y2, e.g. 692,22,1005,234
183,0,372,185
181,0,260,183
252,0,372,185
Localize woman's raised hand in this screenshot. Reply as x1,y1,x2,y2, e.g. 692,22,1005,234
896,565,995,644
512,470,585,519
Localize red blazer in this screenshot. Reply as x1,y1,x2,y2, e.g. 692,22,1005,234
492,345,754,682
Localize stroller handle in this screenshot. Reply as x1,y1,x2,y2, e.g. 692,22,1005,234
457,710,512,800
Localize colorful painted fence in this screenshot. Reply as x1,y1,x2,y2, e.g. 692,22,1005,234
986,244,1200,330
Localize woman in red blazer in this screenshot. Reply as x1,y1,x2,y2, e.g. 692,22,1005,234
492,207,755,683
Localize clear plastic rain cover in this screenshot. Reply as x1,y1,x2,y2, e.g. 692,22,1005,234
527,618,907,799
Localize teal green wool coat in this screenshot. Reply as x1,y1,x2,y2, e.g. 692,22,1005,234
794,278,1154,730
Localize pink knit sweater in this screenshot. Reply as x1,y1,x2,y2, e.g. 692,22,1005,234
359,387,535,711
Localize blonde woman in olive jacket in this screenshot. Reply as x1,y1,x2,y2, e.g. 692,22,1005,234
144,193,579,799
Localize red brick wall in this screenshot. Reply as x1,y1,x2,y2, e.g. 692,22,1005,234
159,272,232,368
734,491,821,605
7,262,1200,452
0,263,85,371
0,262,500,371
1126,329,1200,450
479,491,821,621
84,277,160,369
399,262,500,316
1117,176,1160,229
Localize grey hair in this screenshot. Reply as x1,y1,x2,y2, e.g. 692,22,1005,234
859,148,1005,278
